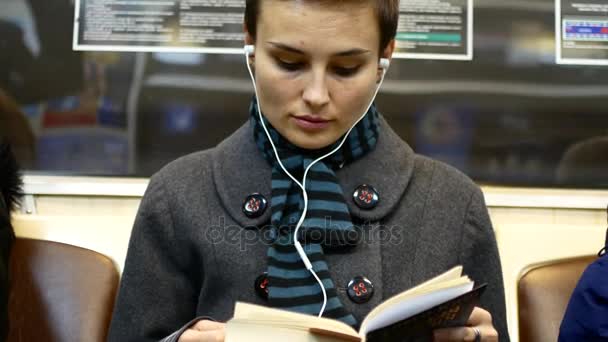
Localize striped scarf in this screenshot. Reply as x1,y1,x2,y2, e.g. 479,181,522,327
250,98,380,326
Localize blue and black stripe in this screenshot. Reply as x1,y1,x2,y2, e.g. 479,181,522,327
250,97,379,327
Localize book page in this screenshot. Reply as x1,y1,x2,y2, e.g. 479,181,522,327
227,267,469,340
360,265,464,329
360,281,474,335
232,302,358,337
226,320,354,342
402,266,463,292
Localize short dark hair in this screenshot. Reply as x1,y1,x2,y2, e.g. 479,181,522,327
0,141,23,215
0,140,21,258
244,0,400,53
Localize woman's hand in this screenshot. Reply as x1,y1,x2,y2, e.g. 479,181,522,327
178,320,226,342
433,307,498,341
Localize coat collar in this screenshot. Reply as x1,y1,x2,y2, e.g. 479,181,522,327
212,116,415,227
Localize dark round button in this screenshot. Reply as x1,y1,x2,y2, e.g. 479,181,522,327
243,193,268,218
347,276,374,304
254,272,269,300
352,184,379,210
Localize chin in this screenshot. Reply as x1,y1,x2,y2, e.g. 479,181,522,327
289,134,335,151
299,142,329,150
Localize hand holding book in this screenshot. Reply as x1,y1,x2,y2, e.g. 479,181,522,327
224,266,498,342
432,306,498,341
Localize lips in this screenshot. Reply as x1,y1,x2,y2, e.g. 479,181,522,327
293,115,330,123
292,115,331,130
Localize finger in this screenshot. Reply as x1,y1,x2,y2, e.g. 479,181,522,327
477,326,499,341
192,319,225,331
467,307,493,327
433,327,477,341
199,328,225,342
179,329,225,342
178,329,203,342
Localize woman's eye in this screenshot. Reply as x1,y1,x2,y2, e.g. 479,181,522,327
276,59,304,71
333,66,360,77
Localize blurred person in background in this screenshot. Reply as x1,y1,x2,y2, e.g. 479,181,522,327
0,0,83,104
558,207,608,342
556,136,608,187
0,89,35,169
0,140,24,341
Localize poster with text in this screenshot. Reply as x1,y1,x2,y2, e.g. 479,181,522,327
74,0,473,59
73,0,246,53
394,0,473,60
557,0,608,65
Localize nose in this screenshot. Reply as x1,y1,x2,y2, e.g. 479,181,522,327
302,70,330,110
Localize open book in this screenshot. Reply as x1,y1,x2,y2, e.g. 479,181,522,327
225,266,486,342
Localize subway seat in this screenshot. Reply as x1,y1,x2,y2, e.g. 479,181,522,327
10,207,606,342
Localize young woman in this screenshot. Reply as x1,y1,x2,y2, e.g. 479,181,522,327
109,1,509,341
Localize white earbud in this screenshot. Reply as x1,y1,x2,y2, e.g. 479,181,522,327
244,44,255,55
243,44,388,319
379,58,390,70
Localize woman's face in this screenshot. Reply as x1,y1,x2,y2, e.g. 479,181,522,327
246,0,393,150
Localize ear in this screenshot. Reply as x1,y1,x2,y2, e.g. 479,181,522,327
243,23,255,58
382,39,396,60
244,32,255,48
377,39,396,82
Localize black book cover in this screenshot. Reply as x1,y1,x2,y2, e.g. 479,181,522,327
365,284,487,342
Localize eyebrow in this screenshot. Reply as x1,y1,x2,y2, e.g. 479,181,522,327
267,42,371,57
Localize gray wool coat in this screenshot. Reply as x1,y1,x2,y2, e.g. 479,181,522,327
108,116,510,342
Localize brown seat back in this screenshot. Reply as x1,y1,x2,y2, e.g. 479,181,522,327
518,255,596,342
8,238,119,342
